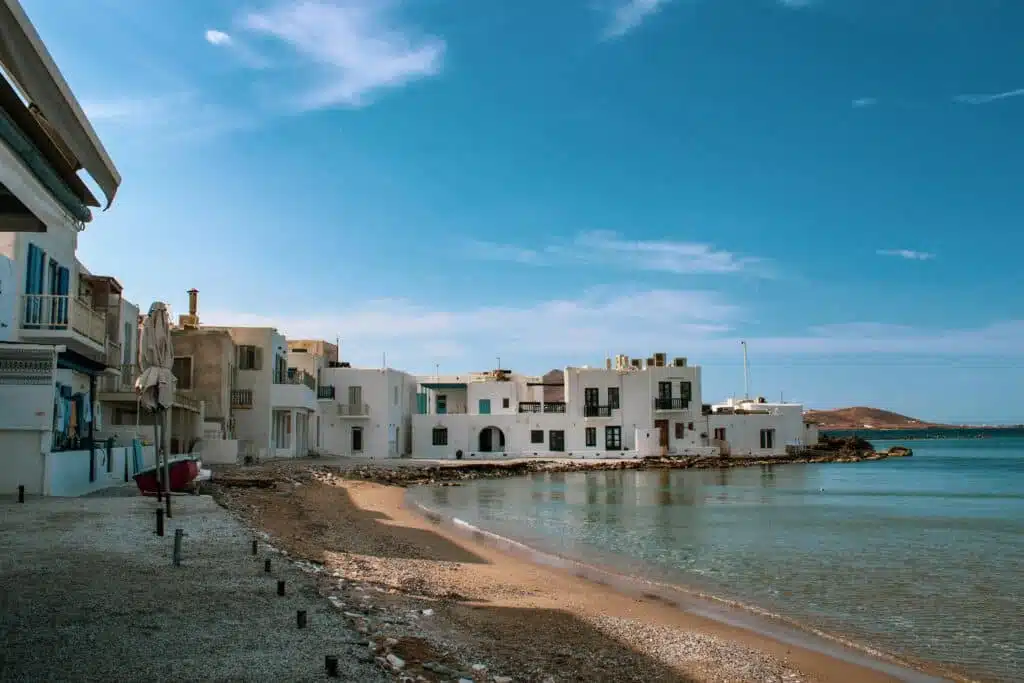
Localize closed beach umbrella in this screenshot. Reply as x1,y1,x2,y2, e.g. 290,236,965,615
135,302,175,501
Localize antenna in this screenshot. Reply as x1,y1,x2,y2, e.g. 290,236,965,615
741,340,750,399
496,356,501,370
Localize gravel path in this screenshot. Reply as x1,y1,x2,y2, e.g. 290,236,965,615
0,495,388,683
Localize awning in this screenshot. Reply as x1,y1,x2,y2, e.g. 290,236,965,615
0,0,121,207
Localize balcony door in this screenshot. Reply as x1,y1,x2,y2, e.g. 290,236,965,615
658,382,672,400
584,387,599,406
348,385,362,410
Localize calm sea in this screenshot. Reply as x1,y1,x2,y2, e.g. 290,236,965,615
408,438,1024,682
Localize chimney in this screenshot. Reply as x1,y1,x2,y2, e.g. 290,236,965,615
188,289,199,317
178,289,200,330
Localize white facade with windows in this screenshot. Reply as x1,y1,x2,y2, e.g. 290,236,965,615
412,354,819,460
706,397,817,457
316,366,417,458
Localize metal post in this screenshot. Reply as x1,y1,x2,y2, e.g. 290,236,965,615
155,508,164,536
296,610,307,629
163,408,172,518
325,656,339,678
173,529,183,566
155,412,163,502
17,485,24,503
277,580,285,596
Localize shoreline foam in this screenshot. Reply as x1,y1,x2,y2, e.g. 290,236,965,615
404,493,964,683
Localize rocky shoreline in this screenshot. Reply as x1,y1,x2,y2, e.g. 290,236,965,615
213,436,909,490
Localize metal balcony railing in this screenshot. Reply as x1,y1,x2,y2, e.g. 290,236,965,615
584,405,612,417
518,401,541,413
543,402,566,413
654,397,690,410
338,402,370,417
317,385,335,400
280,369,316,390
231,389,254,408
19,294,106,345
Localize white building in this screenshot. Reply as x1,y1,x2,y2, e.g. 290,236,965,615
412,353,819,460
0,0,140,496
707,397,819,456
316,363,418,458
205,326,318,460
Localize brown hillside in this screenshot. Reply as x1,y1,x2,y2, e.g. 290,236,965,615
804,407,942,430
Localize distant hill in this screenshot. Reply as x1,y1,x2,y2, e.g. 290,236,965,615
805,407,942,430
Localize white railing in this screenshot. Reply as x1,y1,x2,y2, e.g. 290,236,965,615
338,402,370,417
20,294,106,345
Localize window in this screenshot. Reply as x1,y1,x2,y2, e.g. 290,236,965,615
237,345,262,370
394,386,399,405
502,397,510,409
714,427,727,441
585,427,597,447
549,430,565,452
479,398,491,415
584,387,599,406
760,428,775,449
531,429,544,444
432,427,448,446
607,387,619,409
658,381,672,399
675,422,685,439
172,356,193,390
352,426,363,452
679,381,692,406
605,426,622,450
436,394,447,414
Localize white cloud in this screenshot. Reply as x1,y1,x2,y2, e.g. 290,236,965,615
953,88,1024,105
876,249,935,261
80,92,257,143
205,29,233,46
603,0,671,39
467,231,768,276
852,97,877,108
239,0,445,110
198,289,1024,371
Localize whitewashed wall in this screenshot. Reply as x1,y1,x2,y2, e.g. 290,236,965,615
318,368,416,458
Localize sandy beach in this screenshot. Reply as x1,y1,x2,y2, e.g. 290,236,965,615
210,460,946,683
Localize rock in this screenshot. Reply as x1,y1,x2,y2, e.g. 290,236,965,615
494,677,513,683
471,663,488,672
385,637,399,647
421,608,435,616
386,653,405,670
458,679,474,683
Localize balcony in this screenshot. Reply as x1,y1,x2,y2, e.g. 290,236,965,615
278,368,317,391
518,401,540,413
338,402,370,418
231,389,253,409
317,385,336,400
271,378,317,411
654,397,690,411
104,339,122,369
97,363,201,412
584,405,613,418
543,402,566,414
18,294,106,358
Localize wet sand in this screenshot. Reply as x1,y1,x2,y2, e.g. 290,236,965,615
212,466,949,683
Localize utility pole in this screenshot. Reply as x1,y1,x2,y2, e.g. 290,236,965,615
741,340,750,399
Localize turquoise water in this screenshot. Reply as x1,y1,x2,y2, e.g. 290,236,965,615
409,439,1024,682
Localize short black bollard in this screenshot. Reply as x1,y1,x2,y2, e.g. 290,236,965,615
17,485,25,503
173,529,183,567
251,539,258,556
296,610,307,629
325,655,339,678
155,508,165,537
277,580,286,596
264,558,272,573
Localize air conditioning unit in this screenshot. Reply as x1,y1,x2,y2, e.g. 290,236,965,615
653,352,667,367
672,357,687,367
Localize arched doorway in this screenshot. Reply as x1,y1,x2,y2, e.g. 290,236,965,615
478,426,506,453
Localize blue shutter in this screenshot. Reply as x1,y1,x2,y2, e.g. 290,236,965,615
57,267,69,325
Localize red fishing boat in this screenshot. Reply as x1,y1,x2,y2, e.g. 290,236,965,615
134,457,201,495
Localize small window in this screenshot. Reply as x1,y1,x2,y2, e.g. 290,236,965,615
531,429,544,444
760,428,775,449
172,356,193,390
714,427,727,441
585,427,597,447
605,426,622,450
237,345,261,370
502,397,510,409
549,430,565,452
432,427,448,446
607,387,619,409
674,422,684,439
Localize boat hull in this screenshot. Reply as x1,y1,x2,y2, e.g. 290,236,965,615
134,458,200,494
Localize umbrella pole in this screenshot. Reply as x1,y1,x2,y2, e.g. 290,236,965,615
154,409,162,503
163,407,172,518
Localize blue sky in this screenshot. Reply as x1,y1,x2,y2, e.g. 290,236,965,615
20,0,1024,423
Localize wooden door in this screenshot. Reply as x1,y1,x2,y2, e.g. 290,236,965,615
655,419,669,447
